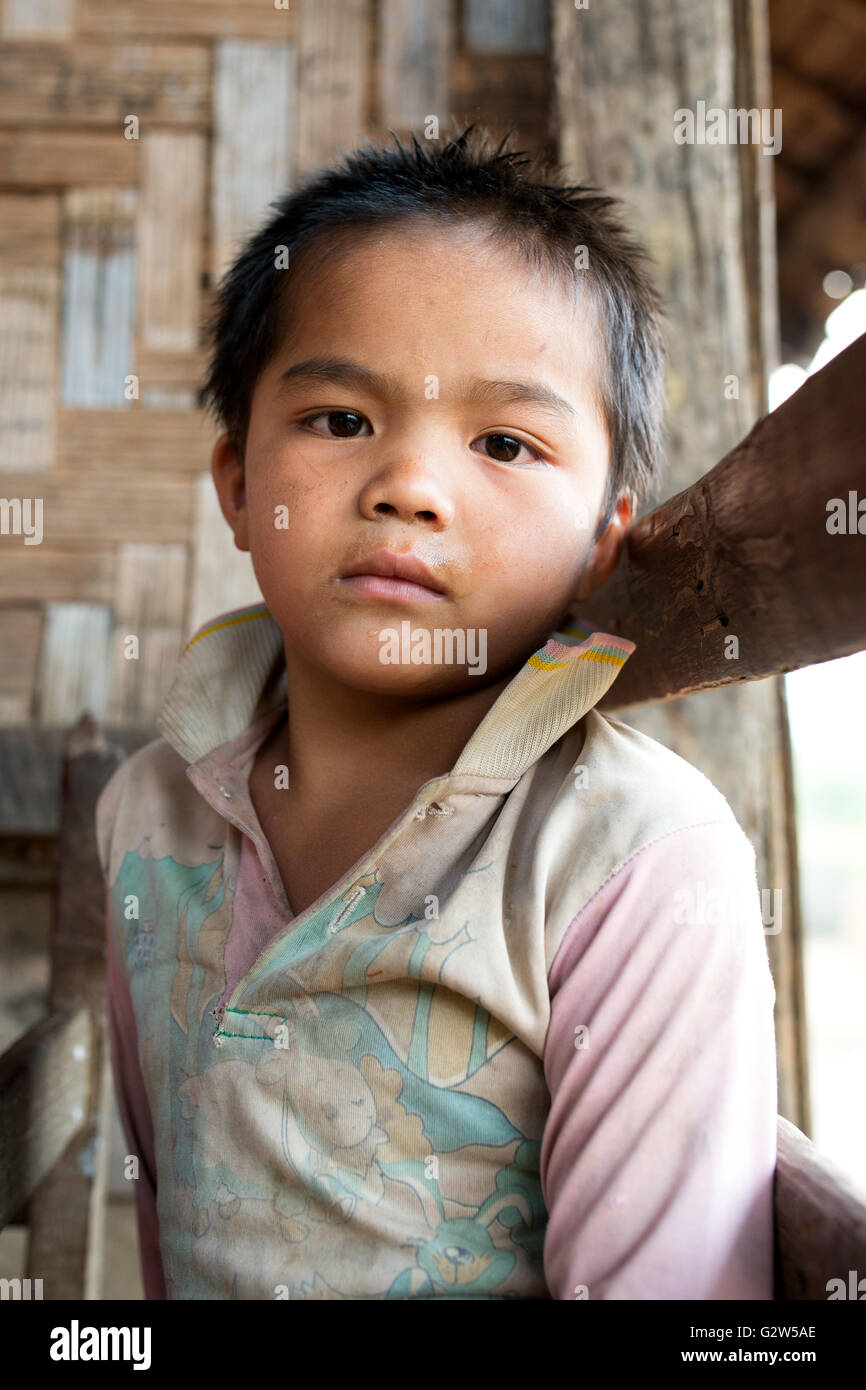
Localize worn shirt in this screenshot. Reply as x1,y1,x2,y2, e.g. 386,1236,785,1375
100,603,777,1300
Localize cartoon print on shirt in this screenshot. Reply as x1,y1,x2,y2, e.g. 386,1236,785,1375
114,843,548,1299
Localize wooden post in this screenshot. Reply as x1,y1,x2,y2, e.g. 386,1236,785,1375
24,715,124,1299
552,0,810,1127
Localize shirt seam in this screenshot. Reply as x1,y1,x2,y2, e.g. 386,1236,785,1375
546,814,747,992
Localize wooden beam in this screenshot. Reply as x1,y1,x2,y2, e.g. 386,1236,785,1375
775,1114,866,1299
590,333,866,710
0,1007,92,1232
552,0,810,1128
24,716,126,1296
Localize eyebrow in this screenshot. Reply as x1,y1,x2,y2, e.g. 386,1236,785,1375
276,356,580,424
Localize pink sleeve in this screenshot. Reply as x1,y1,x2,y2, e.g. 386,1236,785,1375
105,890,167,1300
541,819,778,1300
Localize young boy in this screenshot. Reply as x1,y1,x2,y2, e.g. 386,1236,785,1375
96,125,778,1301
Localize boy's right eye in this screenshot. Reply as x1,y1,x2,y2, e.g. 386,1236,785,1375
299,410,370,438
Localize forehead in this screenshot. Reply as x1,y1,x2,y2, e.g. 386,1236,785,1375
268,221,605,421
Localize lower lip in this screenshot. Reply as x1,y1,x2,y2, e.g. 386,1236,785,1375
339,575,445,602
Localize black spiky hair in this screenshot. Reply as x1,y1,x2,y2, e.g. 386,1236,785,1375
197,122,668,524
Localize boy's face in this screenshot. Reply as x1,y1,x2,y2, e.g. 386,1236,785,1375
212,222,633,696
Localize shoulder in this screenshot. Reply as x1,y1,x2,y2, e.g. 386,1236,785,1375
539,710,757,961
94,736,191,875
574,706,743,851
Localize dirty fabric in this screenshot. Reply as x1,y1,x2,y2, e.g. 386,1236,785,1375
98,603,777,1300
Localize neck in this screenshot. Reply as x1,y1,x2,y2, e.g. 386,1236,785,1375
273,646,523,817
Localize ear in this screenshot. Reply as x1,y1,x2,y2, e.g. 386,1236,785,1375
573,490,634,602
210,433,250,552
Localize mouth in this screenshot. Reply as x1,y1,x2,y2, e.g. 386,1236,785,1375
337,548,447,602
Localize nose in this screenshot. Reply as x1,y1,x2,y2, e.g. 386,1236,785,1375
357,447,455,529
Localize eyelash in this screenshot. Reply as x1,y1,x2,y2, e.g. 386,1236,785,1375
297,410,548,466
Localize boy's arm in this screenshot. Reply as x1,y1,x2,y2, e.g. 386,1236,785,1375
105,896,167,1300
541,819,778,1300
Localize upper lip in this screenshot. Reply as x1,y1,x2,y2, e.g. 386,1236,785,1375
340,548,446,594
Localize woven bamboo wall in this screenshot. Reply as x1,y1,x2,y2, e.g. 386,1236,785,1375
0,0,553,728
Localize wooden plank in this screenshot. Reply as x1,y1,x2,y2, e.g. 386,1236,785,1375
36,603,113,725
0,267,58,471
61,189,138,406
0,130,138,185
136,346,208,407
107,544,187,724
552,0,809,1128
0,548,115,603
25,717,128,1297
0,838,58,887
78,0,296,41
186,473,263,637
775,1114,866,1299
0,194,59,476
464,0,548,53
0,1008,91,1231
0,193,60,269
211,40,295,283
0,608,43,724
1,0,73,38
0,472,195,542
138,132,206,354
451,53,553,161
0,41,211,127
0,726,152,838
294,0,369,180
0,730,62,835
379,0,452,131
57,406,215,472
592,334,866,708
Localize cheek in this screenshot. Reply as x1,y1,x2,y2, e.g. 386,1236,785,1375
488,506,587,585
246,466,329,562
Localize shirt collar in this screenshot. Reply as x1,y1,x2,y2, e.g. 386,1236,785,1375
155,601,635,783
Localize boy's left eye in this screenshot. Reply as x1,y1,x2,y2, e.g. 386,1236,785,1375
472,433,546,466
298,412,546,465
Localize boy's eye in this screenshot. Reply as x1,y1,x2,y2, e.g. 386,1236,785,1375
472,433,545,465
300,410,369,438
298,412,546,465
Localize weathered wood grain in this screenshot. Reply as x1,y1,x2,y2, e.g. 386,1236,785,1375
0,1008,92,1234
107,543,187,723
138,132,206,354
61,189,138,406
0,41,211,127
379,0,452,132
775,1114,866,1299
464,0,548,53
593,334,866,707
0,130,138,185
79,0,297,42
57,406,215,472
210,40,295,283
552,0,810,1129
0,471,196,542
294,0,369,180
36,602,113,725
0,607,43,723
